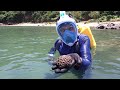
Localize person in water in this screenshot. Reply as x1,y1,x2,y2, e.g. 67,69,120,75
48,13,92,73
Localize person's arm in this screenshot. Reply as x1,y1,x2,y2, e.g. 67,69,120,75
78,35,92,68
51,35,92,73
48,39,61,54
48,47,56,55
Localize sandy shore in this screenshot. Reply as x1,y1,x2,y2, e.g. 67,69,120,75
1,21,120,27
0,22,56,26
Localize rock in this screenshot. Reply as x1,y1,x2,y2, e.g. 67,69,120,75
96,24,105,29
96,22,120,30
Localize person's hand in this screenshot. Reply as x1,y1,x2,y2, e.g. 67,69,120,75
68,53,82,70
48,47,56,61
48,54,54,61
51,53,82,73
51,55,75,73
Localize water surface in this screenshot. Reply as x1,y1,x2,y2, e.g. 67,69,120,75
0,26,120,79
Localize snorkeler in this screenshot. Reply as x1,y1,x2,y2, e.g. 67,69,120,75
48,11,93,73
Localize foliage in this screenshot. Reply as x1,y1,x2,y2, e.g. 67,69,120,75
0,11,120,24
89,11,100,19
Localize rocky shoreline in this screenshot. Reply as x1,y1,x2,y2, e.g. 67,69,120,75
78,21,120,30
96,22,120,30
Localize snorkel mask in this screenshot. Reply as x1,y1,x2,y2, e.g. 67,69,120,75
56,11,78,46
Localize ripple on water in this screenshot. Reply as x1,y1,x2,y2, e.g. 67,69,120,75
94,65,104,69
11,58,28,64
33,52,42,55
0,63,18,71
14,46,23,48
105,62,120,68
23,54,36,58
0,49,8,52
9,56,21,60
104,69,120,75
116,58,120,61
0,58,40,71
0,53,23,59
32,42,38,44
115,36,120,39
39,57,49,61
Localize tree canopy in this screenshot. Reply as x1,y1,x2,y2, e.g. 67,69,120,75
0,11,120,24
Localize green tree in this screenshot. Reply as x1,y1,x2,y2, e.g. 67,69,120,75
80,11,91,21
89,11,100,19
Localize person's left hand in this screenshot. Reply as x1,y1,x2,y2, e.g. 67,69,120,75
51,55,75,73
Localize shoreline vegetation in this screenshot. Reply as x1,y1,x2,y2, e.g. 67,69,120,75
0,21,120,29
1,11,120,29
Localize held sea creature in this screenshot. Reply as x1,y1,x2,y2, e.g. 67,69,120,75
56,55,74,69
52,55,75,71
51,53,82,73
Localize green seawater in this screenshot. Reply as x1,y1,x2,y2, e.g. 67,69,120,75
0,26,120,79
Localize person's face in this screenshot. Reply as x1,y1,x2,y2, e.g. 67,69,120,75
60,23,75,35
